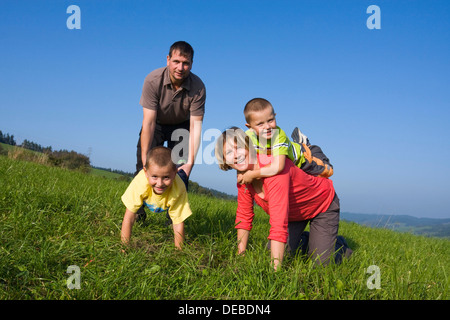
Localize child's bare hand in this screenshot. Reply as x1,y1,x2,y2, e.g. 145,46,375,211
238,171,255,185
237,172,244,184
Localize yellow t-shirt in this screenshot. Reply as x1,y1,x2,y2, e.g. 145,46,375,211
121,170,192,225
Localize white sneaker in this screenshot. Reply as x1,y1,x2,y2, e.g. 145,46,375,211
291,127,309,145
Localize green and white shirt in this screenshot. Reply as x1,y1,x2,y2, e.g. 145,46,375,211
245,126,305,167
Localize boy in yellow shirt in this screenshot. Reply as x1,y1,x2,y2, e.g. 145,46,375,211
239,97,333,184
121,146,192,249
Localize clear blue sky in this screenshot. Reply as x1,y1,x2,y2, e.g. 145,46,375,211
1,0,449,218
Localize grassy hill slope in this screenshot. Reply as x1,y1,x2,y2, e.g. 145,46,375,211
0,156,448,300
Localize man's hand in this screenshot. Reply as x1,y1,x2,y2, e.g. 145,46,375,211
177,163,193,177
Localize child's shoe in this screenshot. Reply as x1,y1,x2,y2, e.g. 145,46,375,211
291,127,310,146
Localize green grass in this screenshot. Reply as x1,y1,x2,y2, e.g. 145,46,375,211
90,167,128,180
0,142,14,152
0,155,449,299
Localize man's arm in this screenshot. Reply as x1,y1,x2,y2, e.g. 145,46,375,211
140,108,157,167
178,114,203,177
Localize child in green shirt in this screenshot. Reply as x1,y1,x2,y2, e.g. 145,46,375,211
239,98,333,184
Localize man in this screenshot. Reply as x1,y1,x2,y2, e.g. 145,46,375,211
136,41,206,179
135,41,206,222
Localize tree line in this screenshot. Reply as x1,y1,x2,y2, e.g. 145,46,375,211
0,130,90,172
0,130,17,146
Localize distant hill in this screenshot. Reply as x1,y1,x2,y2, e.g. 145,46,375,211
341,212,450,238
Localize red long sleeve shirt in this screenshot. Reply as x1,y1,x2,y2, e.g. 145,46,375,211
235,155,335,243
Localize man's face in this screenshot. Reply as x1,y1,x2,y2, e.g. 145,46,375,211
166,50,192,84
144,164,176,195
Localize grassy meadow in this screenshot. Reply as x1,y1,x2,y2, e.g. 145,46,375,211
0,155,449,300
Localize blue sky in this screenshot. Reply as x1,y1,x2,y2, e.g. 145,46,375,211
1,0,449,218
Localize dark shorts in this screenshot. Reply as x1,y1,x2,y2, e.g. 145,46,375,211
134,120,190,223
135,119,190,175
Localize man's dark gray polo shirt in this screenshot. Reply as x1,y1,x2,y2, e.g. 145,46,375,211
139,66,206,125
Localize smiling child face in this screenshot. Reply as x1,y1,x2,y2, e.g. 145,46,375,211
246,107,277,140
144,164,177,195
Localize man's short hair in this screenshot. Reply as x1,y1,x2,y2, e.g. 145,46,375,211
243,98,274,124
145,146,177,171
169,41,194,62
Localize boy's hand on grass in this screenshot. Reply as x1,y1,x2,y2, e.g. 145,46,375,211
120,240,130,254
